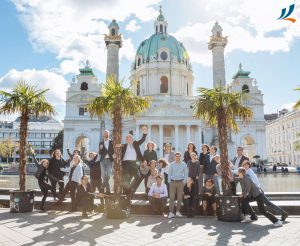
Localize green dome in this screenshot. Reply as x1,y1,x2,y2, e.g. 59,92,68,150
134,33,190,67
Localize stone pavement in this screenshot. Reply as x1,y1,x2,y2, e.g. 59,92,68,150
0,209,299,246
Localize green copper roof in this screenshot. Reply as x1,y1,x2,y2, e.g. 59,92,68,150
135,33,189,65
78,67,95,76
232,67,251,79
109,19,119,28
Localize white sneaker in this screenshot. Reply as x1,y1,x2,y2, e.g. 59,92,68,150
273,220,283,227
176,212,183,217
241,215,252,223
168,212,174,219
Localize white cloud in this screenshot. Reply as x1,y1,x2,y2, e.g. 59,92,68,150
126,20,141,32
0,69,69,121
172,0,300,67
11,0,161,75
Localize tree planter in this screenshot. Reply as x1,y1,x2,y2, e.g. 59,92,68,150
105,195,130,219
10,190,35,213
216,195,242,222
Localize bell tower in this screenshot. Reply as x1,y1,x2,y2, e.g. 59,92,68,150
208,22,228,88
105,19,122,81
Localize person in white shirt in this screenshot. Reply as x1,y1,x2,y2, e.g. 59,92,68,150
148,175,168,215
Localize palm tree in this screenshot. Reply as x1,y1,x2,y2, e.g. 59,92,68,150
293,87,300,109
194,86,253,193
0,81,55,191
87,77,151,194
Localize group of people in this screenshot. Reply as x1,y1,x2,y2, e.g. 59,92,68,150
31,127,288,225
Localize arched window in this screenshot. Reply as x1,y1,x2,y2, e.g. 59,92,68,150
156,26,158,33
137,58,141,66
136,81,140,96
111,28,115,36
217,31,221,37
160,76,168,93
242,84,250,93
164,26,166,33
160,24,163,33
80,82,88,90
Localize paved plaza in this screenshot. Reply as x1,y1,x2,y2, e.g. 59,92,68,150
0,209,299,246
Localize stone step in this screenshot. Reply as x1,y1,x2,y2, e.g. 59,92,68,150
1,194,299,215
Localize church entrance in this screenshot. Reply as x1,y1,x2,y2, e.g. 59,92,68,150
75,135,89,156
241,135,255,161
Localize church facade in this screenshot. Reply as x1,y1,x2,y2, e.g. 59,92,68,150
63,8,266,161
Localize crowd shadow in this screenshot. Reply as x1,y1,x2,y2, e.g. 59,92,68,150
0,209,285,245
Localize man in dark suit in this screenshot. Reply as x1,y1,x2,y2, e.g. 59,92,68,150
99,130,114,194
232,146,249,171
203,146,220,194
121,126,147,197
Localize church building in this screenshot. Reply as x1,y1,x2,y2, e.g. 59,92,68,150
63,7,266,160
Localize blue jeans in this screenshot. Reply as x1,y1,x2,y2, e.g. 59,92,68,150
100,159,113,193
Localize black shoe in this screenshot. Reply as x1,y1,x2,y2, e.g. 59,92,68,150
281,213,288,222
39,208,46,213
251,216,258,221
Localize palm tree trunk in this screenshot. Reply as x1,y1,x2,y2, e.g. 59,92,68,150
112,100,122,195
19,113,28,191
217,109,231,195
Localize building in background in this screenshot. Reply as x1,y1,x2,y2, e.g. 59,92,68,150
266,108,300,166
0,116,62,162
63,7,267,160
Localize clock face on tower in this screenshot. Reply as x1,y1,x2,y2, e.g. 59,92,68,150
160,51,168,61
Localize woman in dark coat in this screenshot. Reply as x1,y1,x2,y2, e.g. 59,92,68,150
48,149,68,197
31,149,62,211
184,142,198,163
183,177,199,218
142,141,158,191
75,175,95,218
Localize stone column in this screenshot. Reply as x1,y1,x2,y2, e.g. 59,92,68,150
159,125,163,157
175,125,179,152
186,125,191,143
198,124,202,147
147,124,152,141
136,125,140,139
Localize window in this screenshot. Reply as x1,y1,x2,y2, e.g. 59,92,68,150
160,24,163,33
160,76,168,93
79,107,88,116
80,82,88,90
111,28,115,36
160,51,168,61
217,31,221,37
242,84,249,93
137,81,140,96
137,58,141,66
156,26,158,33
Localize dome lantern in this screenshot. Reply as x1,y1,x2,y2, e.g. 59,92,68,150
154,5,168,34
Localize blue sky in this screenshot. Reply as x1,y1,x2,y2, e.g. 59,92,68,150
0,0,300,121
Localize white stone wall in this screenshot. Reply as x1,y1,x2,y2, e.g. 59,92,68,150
212,46,226,87
266,110,300,166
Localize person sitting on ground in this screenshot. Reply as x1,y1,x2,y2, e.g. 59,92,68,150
31,148,62,212
200,178,217,216
238,167,282,227
75,175,95,219
158,158,169,196
57,154,83,211
242,160,288,222
148,175,168,215
183,177,198,218
146,160,159,194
